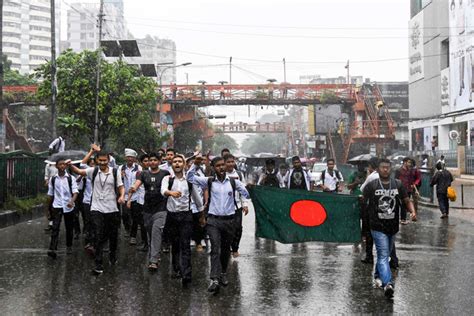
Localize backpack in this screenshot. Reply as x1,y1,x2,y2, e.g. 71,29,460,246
207,176,239,212
49,138,62,154
321,169,341,184
263,171,280,187
51,175,73,202
168,176,194,209
91,166,118,197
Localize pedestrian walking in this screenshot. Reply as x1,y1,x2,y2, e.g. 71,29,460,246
257,158,281,187
285,156,312,191
362,158,417,299
187,155,250,294
43,162,58,231
186,156,207,252
129,152,170,271
120,149,142,238
162,155,203,285
160,148,175,176
430,162,453,219
224,154,250,258
46,157,79,259
48,135,65,154
395,157,416,224
319,158,344,193
68,150,125,275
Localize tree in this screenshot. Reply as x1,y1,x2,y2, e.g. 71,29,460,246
241,133,286,156
33,49,158,147
174,121,204,154
2,55,35,86
203,132,238,155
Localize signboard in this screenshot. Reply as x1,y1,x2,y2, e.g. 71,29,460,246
423,127,432,151
449,0,474,111
409,11,424,83
441,67,450,113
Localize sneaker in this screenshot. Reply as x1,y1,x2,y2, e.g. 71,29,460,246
196,245,204,252
129,237,137,245
92,266,104,275
148,262,158,271
47,250,57,259
219,273,229,286
66,247,73,255
384,283,394,298
361,256,374,264
207,279,220,293
440,214,448,219
162,245,170,253
44,226,52,232
389,260,399,270
400,220,409,225
373,278,383,289
231,251,240,258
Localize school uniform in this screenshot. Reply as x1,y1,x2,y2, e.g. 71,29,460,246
226,169,249,253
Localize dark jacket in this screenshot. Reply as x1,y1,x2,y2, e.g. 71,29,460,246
430,170,453,194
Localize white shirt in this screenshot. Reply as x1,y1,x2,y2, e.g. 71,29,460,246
86,167,124,213
277,172,287,188
190,167,205,213
47,172,79,213
44,164,57,181
161,175,203,213
120,163,142,201
360,171,379,192
159,162,174,176
78,163,92,204
48,137,65,152
226,169,249,208
320,168,343,191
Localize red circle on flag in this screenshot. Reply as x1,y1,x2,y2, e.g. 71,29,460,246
290,200,327,227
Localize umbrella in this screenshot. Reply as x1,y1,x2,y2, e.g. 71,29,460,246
45,150,88,165
347,154,375,165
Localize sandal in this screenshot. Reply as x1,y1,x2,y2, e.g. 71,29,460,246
148,262,158,271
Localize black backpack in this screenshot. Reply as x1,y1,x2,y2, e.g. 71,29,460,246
321,169,342,184
262,171,280,187
49,138,62,154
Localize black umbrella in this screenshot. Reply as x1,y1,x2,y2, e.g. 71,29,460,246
347,154,375,165
46,150,88,164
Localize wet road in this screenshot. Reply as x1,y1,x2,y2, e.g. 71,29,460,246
1,206,473,315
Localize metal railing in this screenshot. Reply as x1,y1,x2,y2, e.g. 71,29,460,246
465,147,474,175
433,150,458,168
0,151,47,207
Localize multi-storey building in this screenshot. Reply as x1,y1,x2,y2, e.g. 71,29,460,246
3,0,60,74
408,0,474,150
67,1,126,52
136,35,177,84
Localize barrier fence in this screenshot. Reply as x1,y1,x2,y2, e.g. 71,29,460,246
0,151,47,207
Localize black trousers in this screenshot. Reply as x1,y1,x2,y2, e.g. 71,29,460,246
437,193,449,215
91,211,120,267
121,204,131,233
73,203,82,235
206,215,235,279
49,208,75,250
167,211,193,279
192,211,206,245
360,203,373,259
130,202,147,244
231,208,243,252
81,203,95,245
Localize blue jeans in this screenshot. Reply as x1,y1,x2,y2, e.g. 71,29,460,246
371,230,396,287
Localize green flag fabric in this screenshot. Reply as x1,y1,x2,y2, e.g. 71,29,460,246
249,186,361,244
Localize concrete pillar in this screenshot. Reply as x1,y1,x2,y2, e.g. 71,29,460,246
438,125,450,150
458,145,466,175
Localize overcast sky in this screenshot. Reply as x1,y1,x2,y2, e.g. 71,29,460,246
63,0,410,84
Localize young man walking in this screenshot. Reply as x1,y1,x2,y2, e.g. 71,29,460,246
285,156,312,191
224,154,249,258
120,149,142,237
129,152,170,271
68,151,125,274
319,158,344,193
257,158,281,187
395,157,416,224
46,158,79,259
161,155,203,285
363,158,417,299
187,155,250,294
430,162,453,219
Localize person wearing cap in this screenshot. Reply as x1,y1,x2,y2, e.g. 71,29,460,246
285,156,312,190
120,149,142,238
257,158,280,187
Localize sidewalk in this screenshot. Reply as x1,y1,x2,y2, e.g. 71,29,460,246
420,177,474,212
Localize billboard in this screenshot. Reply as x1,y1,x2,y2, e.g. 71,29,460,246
409,11,424,83
449,0,474,111
441,68,450,113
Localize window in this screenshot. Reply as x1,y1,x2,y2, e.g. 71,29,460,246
30,25,50,32
31,15,51,22
30,5,50,13
81,33,87,40
4,11,21,18
81,42,86,49
89,32,95,38
441,39,449,70
3,21,20,28
5,1,21,8
3,32,21,39
4,42,21,49
30,55,47,61
30,45,50,51
81,23,87,30
31,35,50,41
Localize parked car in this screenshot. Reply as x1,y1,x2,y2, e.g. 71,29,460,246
310,163,327,183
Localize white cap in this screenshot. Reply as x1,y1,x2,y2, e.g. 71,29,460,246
124,148,138,158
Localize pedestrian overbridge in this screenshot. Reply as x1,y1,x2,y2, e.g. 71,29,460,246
160,84,356,106
213,122,288,133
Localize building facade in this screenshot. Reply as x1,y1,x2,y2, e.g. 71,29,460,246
136,35,177,84
3,0,60,74
408,0,474,151
67,2,126,52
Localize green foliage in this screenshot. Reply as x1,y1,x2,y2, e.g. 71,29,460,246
203,132,238,155
241,133,286,156
3,195,47,213
2,55,36,86
174,121,203,154
33,49,158,146
320,90,339,104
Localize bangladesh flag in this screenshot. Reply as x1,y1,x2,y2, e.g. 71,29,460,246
249,186,361,243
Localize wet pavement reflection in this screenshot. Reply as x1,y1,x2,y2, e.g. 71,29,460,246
0,206,473,314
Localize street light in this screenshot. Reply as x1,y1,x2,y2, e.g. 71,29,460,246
158,62,192,136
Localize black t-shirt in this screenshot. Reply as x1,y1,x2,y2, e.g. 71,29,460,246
262,171,280,187
363,178,408,235
290,169,306,190
138,169,170,213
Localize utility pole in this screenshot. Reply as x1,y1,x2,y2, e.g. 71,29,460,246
283,58,286,83
94,0,104,144
185,72,189,85
229,56,232,86
0,0,5,152
50,0,57,139
345,60,350,84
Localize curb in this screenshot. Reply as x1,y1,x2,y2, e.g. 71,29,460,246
0,204,45,229
419,200,473,211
